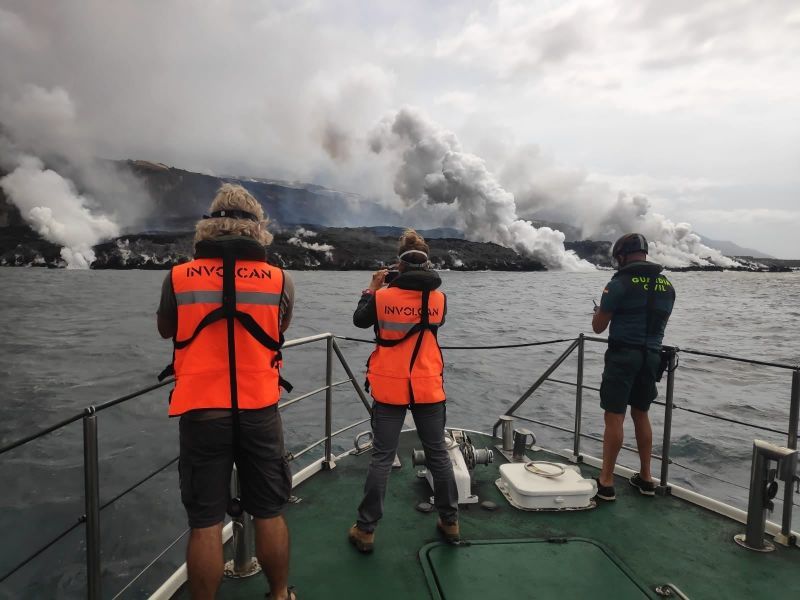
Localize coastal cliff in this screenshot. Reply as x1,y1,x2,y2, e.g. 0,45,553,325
88,228,549,271
1,162,793,272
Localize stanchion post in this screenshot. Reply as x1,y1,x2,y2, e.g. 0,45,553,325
225,465,261,578
656,349,676,496
323,335,335,469
83,407,101,600
573,334,585,461
778,370,799,545
331,337,372,414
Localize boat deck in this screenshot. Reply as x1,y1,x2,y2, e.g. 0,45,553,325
175,431,800,599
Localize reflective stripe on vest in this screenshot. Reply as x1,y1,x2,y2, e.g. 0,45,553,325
168,258,284,416
175,291,281,306
367,287,446,405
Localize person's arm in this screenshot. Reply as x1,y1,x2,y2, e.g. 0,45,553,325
592,307,612,334
157,272,177,339
353,269,387,328
280,272,295,333
592,280,619,334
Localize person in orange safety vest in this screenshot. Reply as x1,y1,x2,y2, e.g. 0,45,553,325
157,184,296,600
348,229,459,553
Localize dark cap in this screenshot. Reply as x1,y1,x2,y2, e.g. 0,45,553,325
611,233,648,258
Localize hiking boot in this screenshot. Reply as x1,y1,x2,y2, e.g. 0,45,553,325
594,478,616,501
348,524,374,553
437,517,460,543
630,473,656,496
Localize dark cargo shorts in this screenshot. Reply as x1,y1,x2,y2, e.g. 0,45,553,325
599,347,662,414
178,405,291,528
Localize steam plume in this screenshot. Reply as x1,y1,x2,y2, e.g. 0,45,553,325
589,194,738,268
368,107,593,271
0,85,150,267
496,147,741,267
0,155,119,268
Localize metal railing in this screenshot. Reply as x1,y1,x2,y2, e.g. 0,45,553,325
0,333,372,599
2,331,798,597
489,333,800,543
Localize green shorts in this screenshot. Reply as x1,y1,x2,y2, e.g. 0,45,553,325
599,347,661,414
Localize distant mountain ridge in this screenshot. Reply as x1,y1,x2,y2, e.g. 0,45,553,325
0,159,786,268
98,161,783,261
124,160,401,231
697,235,773,259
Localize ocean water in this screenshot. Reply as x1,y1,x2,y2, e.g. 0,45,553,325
1,268,798,598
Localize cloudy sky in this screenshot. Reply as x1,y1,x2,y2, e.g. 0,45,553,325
1,0,798,257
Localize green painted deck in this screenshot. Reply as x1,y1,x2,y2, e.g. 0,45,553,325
179,431,800,599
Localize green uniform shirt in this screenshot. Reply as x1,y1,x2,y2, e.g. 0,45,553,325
600,261,676,350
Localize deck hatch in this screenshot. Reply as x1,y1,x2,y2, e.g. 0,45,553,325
420,537,654,599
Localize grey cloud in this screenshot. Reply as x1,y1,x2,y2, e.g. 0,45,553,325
0,0,796,260
369,107,593,270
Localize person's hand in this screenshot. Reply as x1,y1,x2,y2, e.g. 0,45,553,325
369,269,388,291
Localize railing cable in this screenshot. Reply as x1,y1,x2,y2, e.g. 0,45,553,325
0,412,84,456
100,456,180,512
669,404,789,437
544,377,790,436
679,348,798,371
94,379,174,413
0,521,82,584
335,335,576,350
111,527,190,600
669,459,750,492
669,459,800,508
0,379,175,457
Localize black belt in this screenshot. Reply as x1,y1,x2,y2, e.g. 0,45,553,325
608,339,659,352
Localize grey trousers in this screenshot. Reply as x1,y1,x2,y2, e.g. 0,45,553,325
356,401,458,532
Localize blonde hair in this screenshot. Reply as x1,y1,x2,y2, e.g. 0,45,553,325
194,183,273,246
398,228,429,259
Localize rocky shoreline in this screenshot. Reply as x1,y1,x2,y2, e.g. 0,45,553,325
1,160,794,272
91,227,550,271
1,224,794,272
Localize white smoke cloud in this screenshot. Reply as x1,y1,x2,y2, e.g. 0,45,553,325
0,83,152,266
0,155,119,268
294,227,317,238
368,107,594,271
0,84,152,227
287,235,334,261
491,143,741,267
0,2,782,264
586,193,738,267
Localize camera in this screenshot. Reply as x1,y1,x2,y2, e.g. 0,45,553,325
384,270,400,284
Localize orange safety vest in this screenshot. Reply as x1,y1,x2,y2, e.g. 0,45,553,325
366,287,446,405
168,256,285,416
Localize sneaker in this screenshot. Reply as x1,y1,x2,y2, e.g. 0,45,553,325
348,524,374,553
630,473,656,496
594,478,616,501
436,517,461,543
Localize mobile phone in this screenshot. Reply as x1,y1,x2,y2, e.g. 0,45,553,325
384,270,400,284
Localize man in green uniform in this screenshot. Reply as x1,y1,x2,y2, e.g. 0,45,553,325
591,233,676,501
